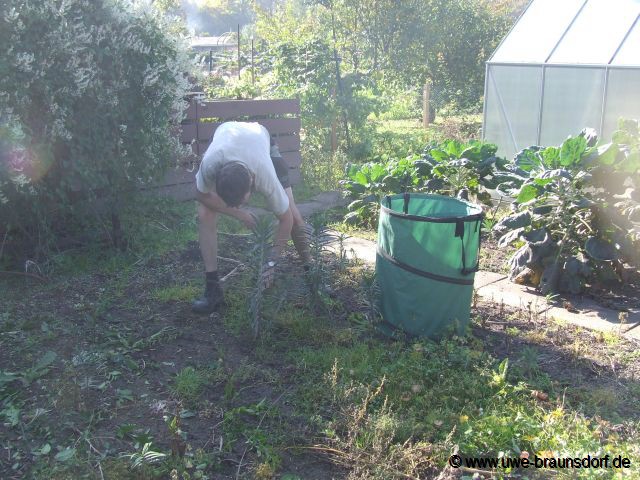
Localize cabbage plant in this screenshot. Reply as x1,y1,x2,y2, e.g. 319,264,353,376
495,123,640,294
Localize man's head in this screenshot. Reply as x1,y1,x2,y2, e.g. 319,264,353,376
215,162,254,207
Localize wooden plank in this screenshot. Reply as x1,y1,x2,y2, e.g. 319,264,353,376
272,134,300,152
258,118,301,136
180,123,197,143
197,118,301,142
288,168,302,186
196,99,300,118
184,100,198,121
281,151,302,168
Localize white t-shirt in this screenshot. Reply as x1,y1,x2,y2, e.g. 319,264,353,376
195,122,290,216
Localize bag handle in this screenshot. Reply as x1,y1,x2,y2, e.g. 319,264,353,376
456,219,481,275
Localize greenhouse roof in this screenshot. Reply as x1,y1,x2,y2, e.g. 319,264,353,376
489,0,640,66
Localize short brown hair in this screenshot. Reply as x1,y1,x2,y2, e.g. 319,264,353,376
215,162,253,207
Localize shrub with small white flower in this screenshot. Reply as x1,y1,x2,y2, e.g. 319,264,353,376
0,0,193,261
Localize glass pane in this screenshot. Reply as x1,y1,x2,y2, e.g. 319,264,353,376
602,68,640,138
484,65,543,160
540,67,605,145
612,17,640,65
549,0,640,64
491,0,585,63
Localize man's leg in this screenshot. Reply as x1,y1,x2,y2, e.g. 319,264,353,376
285,187,311,265
192,202,224,313
198,202,218,272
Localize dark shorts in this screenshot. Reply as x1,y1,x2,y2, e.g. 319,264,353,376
270,144,291,189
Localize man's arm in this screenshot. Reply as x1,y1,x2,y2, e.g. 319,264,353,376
196,189,256,230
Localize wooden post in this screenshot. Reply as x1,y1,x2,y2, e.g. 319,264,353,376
423,83,431,128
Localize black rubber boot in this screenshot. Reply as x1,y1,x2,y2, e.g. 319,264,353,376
191,279,224,314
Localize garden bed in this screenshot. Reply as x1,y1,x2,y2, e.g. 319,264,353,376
2,215,639,479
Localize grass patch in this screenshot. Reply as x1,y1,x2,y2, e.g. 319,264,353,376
171,366,207,404
151,283,200,303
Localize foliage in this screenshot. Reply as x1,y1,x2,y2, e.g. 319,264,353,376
305,216,338,307
340,140,508,227
494,123,640,294
422,139,513,201
294,0,510,111
248,215,274,338
0,0,193,260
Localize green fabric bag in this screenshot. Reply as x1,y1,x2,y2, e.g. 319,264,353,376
376,193,483,337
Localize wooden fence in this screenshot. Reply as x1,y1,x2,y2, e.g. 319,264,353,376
147,97,302,201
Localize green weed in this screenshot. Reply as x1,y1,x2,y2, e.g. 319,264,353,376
170,367,214,406
152,284,200,303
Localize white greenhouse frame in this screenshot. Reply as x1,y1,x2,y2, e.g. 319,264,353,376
482,0,640,160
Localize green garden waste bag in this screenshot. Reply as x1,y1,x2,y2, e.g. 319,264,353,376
376,193,483,337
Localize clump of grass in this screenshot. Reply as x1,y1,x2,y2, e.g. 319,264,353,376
170,367,207,405
151,284,200,303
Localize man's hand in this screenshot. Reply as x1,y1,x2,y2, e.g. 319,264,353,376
261,262,276,289
235,210,257,230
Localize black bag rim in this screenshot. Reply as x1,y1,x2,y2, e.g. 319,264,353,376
381,193,484,224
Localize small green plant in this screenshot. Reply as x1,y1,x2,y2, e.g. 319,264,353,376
128,442,167,469
306,215,338,307
248,215,275,338
164,412,187,457
171,367,206,405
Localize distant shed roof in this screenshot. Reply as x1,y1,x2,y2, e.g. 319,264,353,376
489,0,640,66
190,33,237,50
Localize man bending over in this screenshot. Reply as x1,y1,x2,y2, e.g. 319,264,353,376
192,121,311,314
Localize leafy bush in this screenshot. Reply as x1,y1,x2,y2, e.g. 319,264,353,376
494,122,640,294
340,140,510,227
0,0,192,262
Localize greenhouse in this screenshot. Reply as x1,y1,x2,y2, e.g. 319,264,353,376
483,0,640,160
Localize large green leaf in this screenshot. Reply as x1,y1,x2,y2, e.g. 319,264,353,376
494,211,532,233
428,149,450,162
495,181,522,197
620,151,640,174
584,237,619,261
559,135,588,167
460,145,482,162
596,142,620,166
540,146,560,169
444,139,465,157
514,147,542,172
413,160,433,177
370,163,387,182
353,171,368,186
381,175,401,193
483,172,526,190
497,227,524,248
516,184,541,204
480,143,499,158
